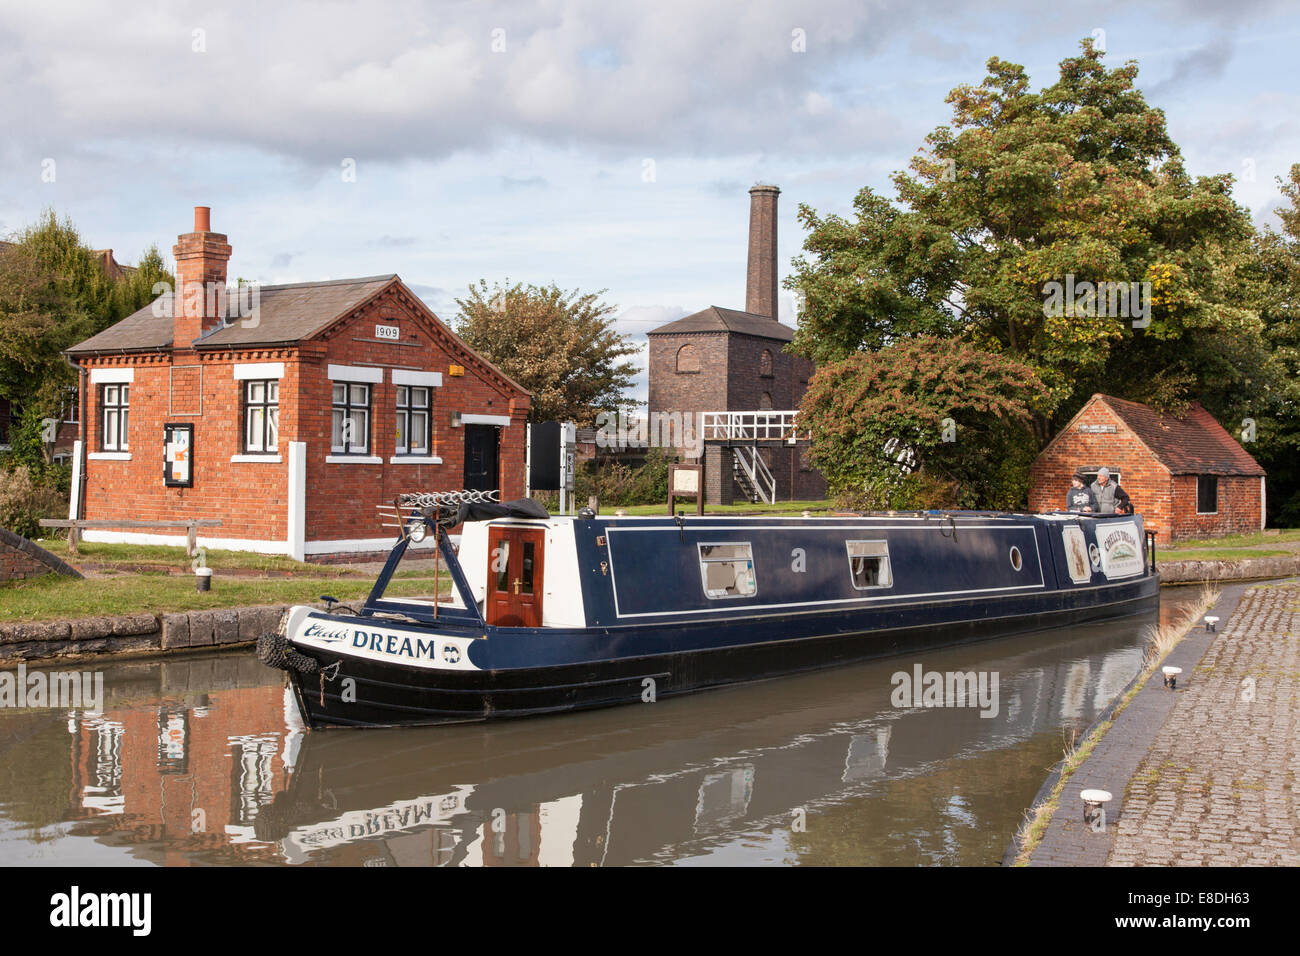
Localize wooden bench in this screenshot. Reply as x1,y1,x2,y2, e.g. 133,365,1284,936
39,519,222,557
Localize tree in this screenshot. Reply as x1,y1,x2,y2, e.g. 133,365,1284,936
454,280,639,425
800,336,1047,510
1249,164,1300,525
787,39,1271,451
0,210,173,472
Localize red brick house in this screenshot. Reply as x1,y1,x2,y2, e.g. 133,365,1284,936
63,207,529,559
1028,394,1265,541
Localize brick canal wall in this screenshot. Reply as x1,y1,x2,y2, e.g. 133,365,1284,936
0,604,287,663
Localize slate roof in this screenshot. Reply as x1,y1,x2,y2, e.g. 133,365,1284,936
646,305,795,342
1099,394,1265,477
65,275,397,353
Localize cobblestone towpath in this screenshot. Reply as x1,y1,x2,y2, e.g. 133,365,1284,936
1029,580,1300,866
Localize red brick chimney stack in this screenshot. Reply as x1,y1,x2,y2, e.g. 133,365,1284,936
172,205,232,347
745,184,780,318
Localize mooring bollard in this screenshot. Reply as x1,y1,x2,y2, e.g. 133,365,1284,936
1162,665,1182,690
1081,788,1112,829
1204,615,1220,632
195,567,213,592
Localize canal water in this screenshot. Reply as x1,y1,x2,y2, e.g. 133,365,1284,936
0,589,1204,866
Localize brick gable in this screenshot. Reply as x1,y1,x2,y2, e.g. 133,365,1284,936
1030,395,1264,541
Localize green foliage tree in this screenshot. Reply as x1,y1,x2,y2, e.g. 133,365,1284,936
788,39,1270,451
0,210,173,479
1250,164,1300,525
800,336,1047,509
454,280,639,425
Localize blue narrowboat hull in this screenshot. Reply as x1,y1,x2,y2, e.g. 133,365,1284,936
281,511,1159,728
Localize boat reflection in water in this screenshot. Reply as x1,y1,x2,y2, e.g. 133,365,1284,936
0,595,1195,866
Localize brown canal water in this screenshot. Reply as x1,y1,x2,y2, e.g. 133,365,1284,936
0,589,1206,866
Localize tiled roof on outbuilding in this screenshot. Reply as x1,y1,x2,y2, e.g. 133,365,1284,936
1099,394,1265,477
647,305,795,342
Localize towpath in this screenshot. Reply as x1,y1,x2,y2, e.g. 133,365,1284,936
1026,578,1300,866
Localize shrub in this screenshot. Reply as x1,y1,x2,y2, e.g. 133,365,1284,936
0,464,68,539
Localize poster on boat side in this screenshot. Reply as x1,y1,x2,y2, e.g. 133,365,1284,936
1098,521,1144,579
1061,526,1091,584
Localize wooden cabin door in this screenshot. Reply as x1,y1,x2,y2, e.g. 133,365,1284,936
486,526,545,627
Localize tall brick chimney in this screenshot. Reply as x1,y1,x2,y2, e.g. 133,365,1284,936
172,206,232,347
745,184,780,318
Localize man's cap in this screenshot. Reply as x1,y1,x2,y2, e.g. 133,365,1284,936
1097,466,1110,477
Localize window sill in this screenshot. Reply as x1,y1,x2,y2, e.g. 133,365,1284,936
88,451,131,461
389,455,443,465
325,455,383,464
231,454,282,463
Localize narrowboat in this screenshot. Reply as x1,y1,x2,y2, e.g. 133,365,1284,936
257,491,1159,729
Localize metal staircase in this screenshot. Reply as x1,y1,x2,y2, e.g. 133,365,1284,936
731,446,776,504
702,411,802,505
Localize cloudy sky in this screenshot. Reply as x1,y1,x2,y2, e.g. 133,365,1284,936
2,0,1297,402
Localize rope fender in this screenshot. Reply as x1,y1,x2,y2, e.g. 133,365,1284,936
256,631,320,675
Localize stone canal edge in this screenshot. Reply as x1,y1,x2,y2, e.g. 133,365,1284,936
0,605,292,664
1012,576,1300,866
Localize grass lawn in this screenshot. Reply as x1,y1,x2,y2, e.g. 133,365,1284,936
0,570,450,622
1164,529,1300,551
1157,548,1292,563
34,538,356,574
612,499,834,516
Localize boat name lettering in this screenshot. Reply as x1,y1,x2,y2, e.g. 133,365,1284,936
301,623,350,643
351,629,441,661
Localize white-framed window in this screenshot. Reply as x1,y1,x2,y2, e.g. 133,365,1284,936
395,385,431,456
698,542,757,599
331,382,371,454
847,540,892,589
101,384,129,451
243,380,279,453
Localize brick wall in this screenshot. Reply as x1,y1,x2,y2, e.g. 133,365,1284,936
300,287,527,544
81,349,296,545
1170,474,1262,539
1028,398,1264,541
79,285,528,552
1028,400,1175,537
647,331,730,418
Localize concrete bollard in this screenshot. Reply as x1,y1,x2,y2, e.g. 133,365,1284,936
1081,788,1112,829
195,567,213,592
1162,665,1182,690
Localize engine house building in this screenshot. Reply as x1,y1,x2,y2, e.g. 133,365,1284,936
646,185,826,504
64,207,529,560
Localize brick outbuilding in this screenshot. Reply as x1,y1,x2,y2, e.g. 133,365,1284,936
1028,394,1265,541
63,207,529,560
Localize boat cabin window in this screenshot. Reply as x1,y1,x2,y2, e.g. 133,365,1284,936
847,540,892,589
698,543,757,599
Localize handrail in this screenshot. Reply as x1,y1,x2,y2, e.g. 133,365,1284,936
701,410,805,443
733,446,776,504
